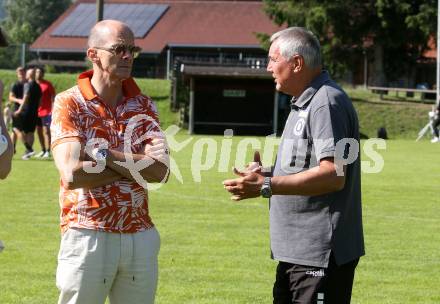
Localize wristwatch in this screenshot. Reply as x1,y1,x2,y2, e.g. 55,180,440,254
93,148,108,162
260,176,272,198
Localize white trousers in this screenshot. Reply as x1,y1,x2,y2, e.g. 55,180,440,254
56,227,160,304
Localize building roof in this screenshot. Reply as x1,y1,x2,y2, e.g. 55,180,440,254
51,3,169,39
31,0,282,54
27,59,89,68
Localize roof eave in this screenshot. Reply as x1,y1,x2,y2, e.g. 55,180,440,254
30,47,161,55
167,44,263,49
30,48,85,53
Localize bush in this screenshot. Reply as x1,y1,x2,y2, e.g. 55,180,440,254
44,64,56,74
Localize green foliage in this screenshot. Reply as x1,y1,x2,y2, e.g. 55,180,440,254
255,32,271,51
43,64,56,74
2,0,72,44
0,0,72,69
261,0,436,81
0,45,25,70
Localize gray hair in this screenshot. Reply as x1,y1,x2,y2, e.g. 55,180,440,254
270,27,321,69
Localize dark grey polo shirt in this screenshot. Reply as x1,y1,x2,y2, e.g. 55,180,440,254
270,71,365,268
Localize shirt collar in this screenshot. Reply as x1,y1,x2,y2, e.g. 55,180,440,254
291,70,330,110
77,70,141,101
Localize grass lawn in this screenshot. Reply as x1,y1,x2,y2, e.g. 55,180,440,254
0,136,439,303
345,87,433,139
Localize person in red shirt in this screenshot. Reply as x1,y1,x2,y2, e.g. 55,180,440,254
35,67,55,158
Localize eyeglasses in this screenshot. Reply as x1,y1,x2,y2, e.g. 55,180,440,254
94,44,142,58
268,56,279,63
268,55,287,64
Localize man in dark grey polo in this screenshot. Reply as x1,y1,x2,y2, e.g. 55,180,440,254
223,27,364,304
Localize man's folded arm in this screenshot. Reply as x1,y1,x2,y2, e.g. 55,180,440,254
105,138,170,184
9,92,22,105
52,140,122,190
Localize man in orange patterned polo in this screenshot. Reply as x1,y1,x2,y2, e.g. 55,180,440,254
51,20,169,304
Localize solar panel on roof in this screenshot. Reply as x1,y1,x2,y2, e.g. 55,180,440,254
51,3,168,38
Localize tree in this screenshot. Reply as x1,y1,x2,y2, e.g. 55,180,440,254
261,0,437,85
2,0,72,43
0,0,72,68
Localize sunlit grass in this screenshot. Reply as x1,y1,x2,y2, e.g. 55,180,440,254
0,137,439,303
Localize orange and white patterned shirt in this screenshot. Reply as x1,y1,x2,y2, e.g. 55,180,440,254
51,70,162,234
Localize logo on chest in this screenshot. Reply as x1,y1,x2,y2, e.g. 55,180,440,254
293,118,306,136
293,110,308,136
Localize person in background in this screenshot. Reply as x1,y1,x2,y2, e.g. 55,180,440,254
35,67,55,158
13,68,42,160
8,66,26,154
430,101,440,143
0,80,13,179
0,27,13,258
0,27,13,178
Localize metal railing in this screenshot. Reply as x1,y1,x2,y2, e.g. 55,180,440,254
367,86,437,102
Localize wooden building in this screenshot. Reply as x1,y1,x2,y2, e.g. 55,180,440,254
174,61,284,135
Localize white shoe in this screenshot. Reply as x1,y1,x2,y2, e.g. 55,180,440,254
21,150,35,160
42,151,51,158
35,151,45,158
431,137,439,143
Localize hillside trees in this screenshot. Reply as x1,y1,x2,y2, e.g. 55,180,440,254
0,0,72,68
262,0,436,85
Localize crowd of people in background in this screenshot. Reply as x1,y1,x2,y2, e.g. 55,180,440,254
3,66,55,160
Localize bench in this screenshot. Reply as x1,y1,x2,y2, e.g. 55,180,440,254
367,86,437,103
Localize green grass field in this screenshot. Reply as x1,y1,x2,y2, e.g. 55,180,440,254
0,136,439,304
